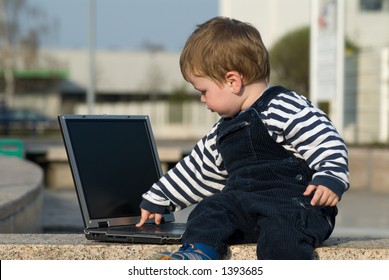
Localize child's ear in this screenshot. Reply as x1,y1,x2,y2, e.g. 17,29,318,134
225,71,243,94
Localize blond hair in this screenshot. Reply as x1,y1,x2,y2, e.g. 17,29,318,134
180,17,270,86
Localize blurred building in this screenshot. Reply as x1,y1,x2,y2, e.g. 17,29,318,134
219,0,389,144
1,0,389,143
220,0,389,49
23,49,219,140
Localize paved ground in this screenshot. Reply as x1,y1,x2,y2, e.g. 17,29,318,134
42,189,84,233
42,188,389,238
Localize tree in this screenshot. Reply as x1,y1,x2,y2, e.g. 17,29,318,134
269,26,310,97
269,26,360,99
0,0,57,108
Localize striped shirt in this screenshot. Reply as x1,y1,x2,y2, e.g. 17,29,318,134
141,89,349,212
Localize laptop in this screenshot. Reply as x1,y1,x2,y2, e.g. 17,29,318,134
58,114,186,244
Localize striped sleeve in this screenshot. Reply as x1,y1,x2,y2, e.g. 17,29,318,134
262,91,349,198
141,123,228,212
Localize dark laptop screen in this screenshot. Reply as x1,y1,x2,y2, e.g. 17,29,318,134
64,117,161,220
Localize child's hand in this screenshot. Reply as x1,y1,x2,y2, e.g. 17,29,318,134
303,185,339,207
136,208,163,227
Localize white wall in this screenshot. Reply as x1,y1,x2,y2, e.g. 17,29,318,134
42,49,187,94
219,0,311,47
219,0,389,49
346,0,389,49
74,101,220,140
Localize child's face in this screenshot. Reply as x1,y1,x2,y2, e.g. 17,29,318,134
190,75,242,118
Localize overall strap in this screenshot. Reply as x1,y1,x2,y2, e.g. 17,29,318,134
254,85,291,110
265,85,290,95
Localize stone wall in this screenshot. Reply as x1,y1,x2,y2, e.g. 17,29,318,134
1,234,388,260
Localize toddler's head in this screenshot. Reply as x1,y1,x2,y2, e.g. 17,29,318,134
180,16,270,86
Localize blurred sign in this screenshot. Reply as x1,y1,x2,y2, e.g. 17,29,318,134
310,0,345,133
317,0,338,100
311,0,343,101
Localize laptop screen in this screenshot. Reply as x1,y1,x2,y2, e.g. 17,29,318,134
60,115,162,221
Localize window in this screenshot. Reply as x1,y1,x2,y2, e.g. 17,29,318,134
360,0,383,11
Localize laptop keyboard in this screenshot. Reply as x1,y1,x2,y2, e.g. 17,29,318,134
112,223,186,234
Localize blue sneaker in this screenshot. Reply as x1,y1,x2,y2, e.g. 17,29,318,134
152,244,217,260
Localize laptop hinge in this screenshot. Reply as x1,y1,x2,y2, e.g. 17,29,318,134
98,221,109,228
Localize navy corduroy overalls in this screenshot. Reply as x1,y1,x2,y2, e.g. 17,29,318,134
182,86,337,260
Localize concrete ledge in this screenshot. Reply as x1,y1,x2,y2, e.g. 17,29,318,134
0,157,44,233
0,234,388,260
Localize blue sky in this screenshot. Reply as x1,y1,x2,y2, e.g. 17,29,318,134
27,0,219,51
